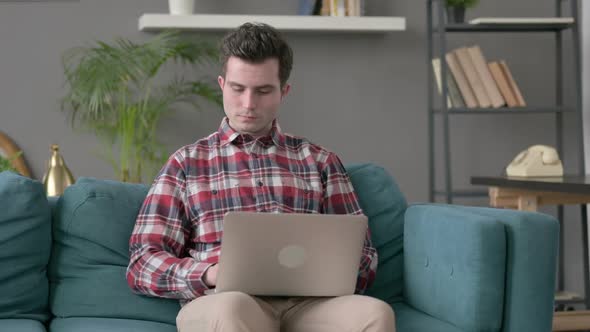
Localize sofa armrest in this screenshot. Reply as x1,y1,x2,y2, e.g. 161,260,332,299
455,205,559,332
404,204,558,332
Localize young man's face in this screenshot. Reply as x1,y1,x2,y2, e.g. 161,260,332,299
218,56,290,137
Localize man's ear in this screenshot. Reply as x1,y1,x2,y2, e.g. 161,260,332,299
218,76,225,90
281,83,291,100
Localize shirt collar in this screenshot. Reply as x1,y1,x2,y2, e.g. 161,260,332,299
218,117,285,148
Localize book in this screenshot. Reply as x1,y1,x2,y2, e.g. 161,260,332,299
312,0,323,15
432,58,465,108
320,0,331,16
445,52,478,108
446,68,465,108
330,0,346,16
469,17,574,25
359,0,366,16
467,45,505,108
432,58,452,108
488,61,518,107
499,60,526,106
346,0,361,16
298,0,318,15
454,47,491,108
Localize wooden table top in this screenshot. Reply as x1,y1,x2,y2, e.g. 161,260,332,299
471,175,590,195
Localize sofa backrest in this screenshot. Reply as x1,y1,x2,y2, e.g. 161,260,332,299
47,163,407,324
0,172,51,323
48,177,180,325
345,164,407,303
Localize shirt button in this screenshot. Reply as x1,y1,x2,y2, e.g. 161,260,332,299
211,189,218,195
257,180,264,187
252,153,258,158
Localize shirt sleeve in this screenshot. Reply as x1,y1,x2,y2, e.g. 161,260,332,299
126,153,213,300
321,152,378,294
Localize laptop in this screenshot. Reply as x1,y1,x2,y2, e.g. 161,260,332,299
213,211,368,297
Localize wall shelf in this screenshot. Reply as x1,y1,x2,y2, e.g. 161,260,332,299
433,106,573,114
435,23,574,33
139,14,406,33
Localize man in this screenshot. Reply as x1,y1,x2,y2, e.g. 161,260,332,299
126,22,395,332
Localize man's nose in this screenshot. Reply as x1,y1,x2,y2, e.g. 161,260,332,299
242,91,257,110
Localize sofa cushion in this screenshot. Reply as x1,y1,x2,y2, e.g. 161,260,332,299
49,317,176,332
0,319,47,332
345,164,407,302
49,178,180,325
392,303,464,332
0,172,51,322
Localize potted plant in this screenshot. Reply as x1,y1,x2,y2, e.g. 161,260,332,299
0,151,21,173
169,0,195,15
62,31,221,183
0,131,31,176
445,0,479,23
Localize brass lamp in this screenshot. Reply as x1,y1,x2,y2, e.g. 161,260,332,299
42,144,75,196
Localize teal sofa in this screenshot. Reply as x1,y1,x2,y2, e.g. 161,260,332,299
0,163,558,332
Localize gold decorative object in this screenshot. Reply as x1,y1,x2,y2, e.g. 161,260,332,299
42,144,75,196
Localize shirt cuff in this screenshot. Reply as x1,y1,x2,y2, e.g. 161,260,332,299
187,262,216,296
199,263,216,290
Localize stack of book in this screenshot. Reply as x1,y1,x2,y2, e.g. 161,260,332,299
298,0,365,17
432,45,526,109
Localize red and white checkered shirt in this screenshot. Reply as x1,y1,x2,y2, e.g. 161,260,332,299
127,118,377,302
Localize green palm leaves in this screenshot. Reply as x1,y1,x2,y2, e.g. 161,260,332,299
445,0,479,8
62,31,222,182
0,151,21,173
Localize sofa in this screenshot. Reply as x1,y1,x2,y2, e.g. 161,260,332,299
0,163,559,332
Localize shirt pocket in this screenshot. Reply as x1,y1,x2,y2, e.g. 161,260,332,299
277,175,323,213
186,180,237,243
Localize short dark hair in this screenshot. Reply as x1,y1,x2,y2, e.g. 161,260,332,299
219,22,293,87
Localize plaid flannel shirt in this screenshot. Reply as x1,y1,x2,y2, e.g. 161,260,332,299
126,118,377,303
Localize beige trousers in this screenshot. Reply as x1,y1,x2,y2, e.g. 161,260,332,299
176,291,395,332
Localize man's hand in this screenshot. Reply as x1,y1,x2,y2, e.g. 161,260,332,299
203,264,219,287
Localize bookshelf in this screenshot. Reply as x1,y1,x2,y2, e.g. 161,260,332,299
427,0,586,329
138,14,406,33
426,0,584,204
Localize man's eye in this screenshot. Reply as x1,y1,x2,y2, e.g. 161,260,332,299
232,87,244,92
257,90,271,94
